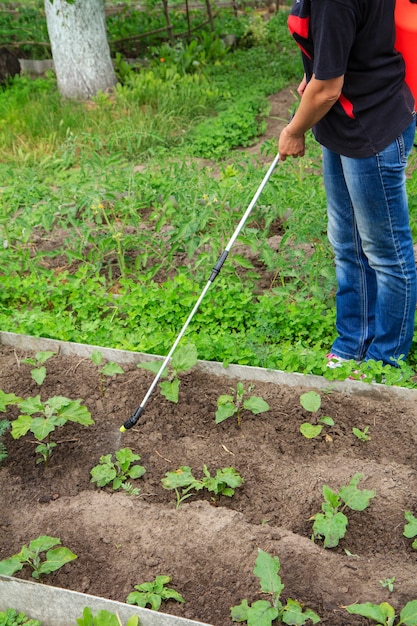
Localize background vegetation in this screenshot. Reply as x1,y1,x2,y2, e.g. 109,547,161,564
1,1,417,385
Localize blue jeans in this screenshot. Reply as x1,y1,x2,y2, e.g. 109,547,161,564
323,117,416,365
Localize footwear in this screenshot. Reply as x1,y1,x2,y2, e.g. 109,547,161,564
326,353,350,369
326,353,366,380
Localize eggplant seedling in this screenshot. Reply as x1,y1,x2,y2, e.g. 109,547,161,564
380,577,395,593
22,351,56,386
11,395,94,466
162,464,244,508
137,342,198,403
76,607,138,626
0,535,77,581
90,447,146,494
90,350,124,397
311,473,376,548
215,381,269,427
352,425,371,441
299,390,334,439
0,419,10,463
231,548,320,625
126,575,185,610
0,390,22,463
403,510,417,549
346,599,417,625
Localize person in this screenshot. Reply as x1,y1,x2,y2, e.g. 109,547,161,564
278,0,417,368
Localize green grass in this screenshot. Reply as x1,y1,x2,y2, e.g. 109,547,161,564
1,7,416,385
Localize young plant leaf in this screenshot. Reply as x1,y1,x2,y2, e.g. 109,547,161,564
299,423,322,439
87,609,120,626
243,396,269,415
0,390,22,412
283,598,321,625
57,399,94,426
126,575,185,611
35,546,77,578
0,555,24,576
300,391,321,413
338,473,376,511
137,360,168,376
11,414,33,439
352,426,371,441
101,362,124,376
231,599,278,626
345,601,395,624
215,402,237,424
90,449,145,492
77,609,139,626
170,343,198,374
0,535,77,581
322,485,341,510
90,455,117,487
319,416,334,426
312,510,348,548
29,416,57,441
253,549,284,596
160,378,180,403
162,466,196,490
31,367,47,386
91,350,104,366
399,599,417,625
404,511,417,541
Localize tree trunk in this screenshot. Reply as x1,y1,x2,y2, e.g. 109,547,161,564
44,0,117,100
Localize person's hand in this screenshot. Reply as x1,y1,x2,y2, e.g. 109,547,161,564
278,125,305,162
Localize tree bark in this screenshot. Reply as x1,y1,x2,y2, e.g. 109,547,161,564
44,0,117,100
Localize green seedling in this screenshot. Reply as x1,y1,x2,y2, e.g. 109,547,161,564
0,419,10,463
346,599,417,625
22,351,56,386
126,575,185,611
11,395,94,466
0,390,22,463
380,577,396,593
311,472,376,548
0,390,22,412
353,425,371,441
76,607,139,626
403,511,417,549
137,343,198,403
215,381,269,427
90,350,124,397
0,535,77,581
231,548,320,626
299,390,334,439
0,608,41,626
162,464,244,509
90,447,146,494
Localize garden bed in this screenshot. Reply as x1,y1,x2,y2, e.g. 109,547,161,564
1,334,417,625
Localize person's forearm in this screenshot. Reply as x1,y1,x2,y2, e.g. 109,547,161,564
278,74,344,161
289,74,344,135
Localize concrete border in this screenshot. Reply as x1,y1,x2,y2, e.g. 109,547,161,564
0,575,211,626
1,331,417,403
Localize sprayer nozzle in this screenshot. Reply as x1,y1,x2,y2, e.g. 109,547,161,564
121,406,145,431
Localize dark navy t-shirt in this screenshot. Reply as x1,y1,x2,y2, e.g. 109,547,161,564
288,0,415,157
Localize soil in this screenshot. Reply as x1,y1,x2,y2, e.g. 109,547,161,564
1,337,417,626
2,89,417,626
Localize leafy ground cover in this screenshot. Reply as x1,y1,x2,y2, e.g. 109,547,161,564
1,5,417,381
1,342,417,625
